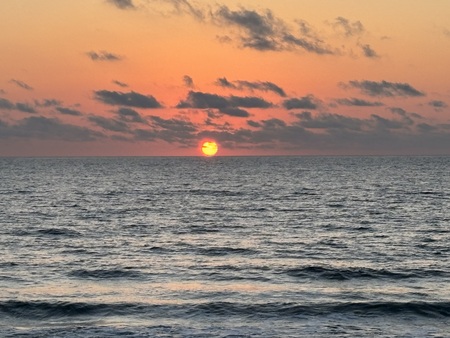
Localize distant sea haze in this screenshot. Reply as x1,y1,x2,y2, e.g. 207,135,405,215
1,156,449,337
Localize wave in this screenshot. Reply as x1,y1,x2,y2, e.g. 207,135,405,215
1,300,449,320
197,247,258,256
36,228,81,237
68,268,143,279
282,266,450,280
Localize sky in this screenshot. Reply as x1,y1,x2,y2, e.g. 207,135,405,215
1,0,450,156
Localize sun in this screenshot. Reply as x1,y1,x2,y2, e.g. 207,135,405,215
201,141,218,157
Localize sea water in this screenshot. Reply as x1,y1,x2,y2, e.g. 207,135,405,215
0,156,449,337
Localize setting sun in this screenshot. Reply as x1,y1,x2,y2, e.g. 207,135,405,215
201,141,218,156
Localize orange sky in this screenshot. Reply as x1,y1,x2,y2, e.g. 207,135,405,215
1,0,449,156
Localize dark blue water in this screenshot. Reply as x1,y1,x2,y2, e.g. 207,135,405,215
1,156,449,337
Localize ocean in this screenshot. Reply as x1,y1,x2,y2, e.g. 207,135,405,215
1,156,449,337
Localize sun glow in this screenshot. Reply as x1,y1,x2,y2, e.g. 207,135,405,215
201,141,218,157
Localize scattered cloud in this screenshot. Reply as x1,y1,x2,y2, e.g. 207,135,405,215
428,100,447,110
0,97,35,113
94,90,163,108
295,111,364,130
0,98,15,110
112,80,128,87
86,51,123,61
361,44,379,58
176,91,272,109
35,99,62,107
0,116,103,141
336,97,384,107
283,95,318,110
214,6,334,54
107,0,135,10
216,77,286,97
10,79,33,91
341,80,426,97
56,107,83,116
116,107,146,123
333,17,365,37
88,115,129,133
15,103,36,114
183,75,194,88
218,107,250,118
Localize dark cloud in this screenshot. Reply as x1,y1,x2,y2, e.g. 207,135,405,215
10,79,33,91
215,77,286,97
35,99,62,107
361,44,379,58
218,107,250,118
15,103,36,114
144,115,198,144
333,17,365,37
336,98,384,107
281,33,334,55
214,6,334,54
0,98,15,110
283,95,317,110
94,90,162,108
200,110,450,154
164,0,204,20
88,115,129,133
183,75,194,88
342,80,426,97
56,107,83,116
150,115,197,133
295,111,364,130
429,100,447,110
86,51,122,61
0,116,102,141
228,95,272,108
0,97,35,113
116,107,146,123
247,120,262,128
112,80,128,88
444,29,450,38
107,0,135,10
176,91,272,109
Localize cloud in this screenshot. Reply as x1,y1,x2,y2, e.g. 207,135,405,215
361,44,379,58
116,107,146,123
10,79,33,91
283,95,318,110
333,17,365,37
214,6,334,54
342,80,426,97
139,115,198,144
86,51,123,61
295,111,364,130
165,0,204,20
176,91,272,109
183,75,194,88
35,99,62,107
336,97,384,107
218,107,250,118
0,98,15,110
0,97,35,113
216,77,286,97
0,116,103,141
94,90,162,108
198,110,450,154
429,100,447,110
107,0,135,10
56,107,83,116
88,115,130,133
15,103,36,114
112,80,128,87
